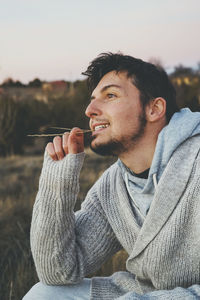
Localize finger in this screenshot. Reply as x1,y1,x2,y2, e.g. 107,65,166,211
46,142,58,161
68,127,84,154
62,132,69,155
53,136,65,160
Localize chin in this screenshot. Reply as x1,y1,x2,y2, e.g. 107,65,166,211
90,136,124,157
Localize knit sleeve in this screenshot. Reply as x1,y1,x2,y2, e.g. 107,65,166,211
116,285,200,299
30,151,121,285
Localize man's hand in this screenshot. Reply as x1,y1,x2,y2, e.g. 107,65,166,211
46,127,84,160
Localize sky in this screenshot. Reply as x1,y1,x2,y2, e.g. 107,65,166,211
0,0,200,83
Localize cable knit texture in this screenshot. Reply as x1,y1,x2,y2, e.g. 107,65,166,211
31,135,200,299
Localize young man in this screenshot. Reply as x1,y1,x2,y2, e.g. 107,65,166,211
24,53,200,299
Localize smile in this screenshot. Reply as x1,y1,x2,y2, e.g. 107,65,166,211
91,123,110,136
94,124,109,131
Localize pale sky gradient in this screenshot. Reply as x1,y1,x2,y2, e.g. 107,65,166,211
0,0,200,83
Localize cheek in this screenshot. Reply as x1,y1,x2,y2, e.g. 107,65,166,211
111,110,134,134
112,105,135,123
106,101,141,127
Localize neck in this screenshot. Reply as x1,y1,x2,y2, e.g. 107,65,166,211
119,125,162,174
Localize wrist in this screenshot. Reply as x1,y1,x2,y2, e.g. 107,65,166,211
42,151,85,181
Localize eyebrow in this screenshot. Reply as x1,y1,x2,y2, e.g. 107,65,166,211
90,84,122,100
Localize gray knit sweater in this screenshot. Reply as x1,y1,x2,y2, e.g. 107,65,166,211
31,135,200,299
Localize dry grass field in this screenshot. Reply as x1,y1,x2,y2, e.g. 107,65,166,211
0,149,127,300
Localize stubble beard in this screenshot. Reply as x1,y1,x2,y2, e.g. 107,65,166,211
90,113,147,157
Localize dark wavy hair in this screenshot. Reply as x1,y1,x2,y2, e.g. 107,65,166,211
82,52,179,122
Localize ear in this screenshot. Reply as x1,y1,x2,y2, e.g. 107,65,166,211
146,97,166,122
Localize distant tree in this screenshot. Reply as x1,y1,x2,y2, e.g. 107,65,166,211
0,96,18,155
15,80,25,87
28,78,42,87
196,62,200,75
0,94,51,156
172,64,194,77
13,98,51,154
170,64,200,111
48,79,89,130
1,77,15,87
1,78,25,88
71,80,90,129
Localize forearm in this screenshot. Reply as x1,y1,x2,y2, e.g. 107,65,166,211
31,151,121,285
31,151,85,284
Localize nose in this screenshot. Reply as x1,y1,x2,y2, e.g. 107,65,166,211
85,100,102,118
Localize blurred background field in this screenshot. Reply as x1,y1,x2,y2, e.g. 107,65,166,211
0,68,200,300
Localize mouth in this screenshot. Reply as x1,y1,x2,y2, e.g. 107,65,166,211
91,123,110,135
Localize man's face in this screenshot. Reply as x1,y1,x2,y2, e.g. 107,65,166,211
85,71,147,156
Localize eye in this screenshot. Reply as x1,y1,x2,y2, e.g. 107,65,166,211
107,93,116,99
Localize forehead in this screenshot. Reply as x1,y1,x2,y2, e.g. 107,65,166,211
92,70,137,95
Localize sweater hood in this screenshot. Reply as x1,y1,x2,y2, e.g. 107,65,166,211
118,108,200,219
144,108,200,193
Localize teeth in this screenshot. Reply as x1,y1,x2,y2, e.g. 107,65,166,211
94,124,109,131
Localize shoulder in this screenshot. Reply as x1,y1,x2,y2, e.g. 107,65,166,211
162,135,200,184
173,134,200,160
169,134,200,181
